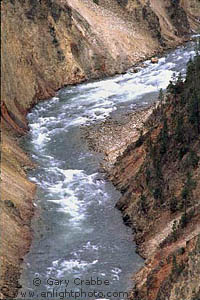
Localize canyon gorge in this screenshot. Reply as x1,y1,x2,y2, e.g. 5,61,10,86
1,0,200,299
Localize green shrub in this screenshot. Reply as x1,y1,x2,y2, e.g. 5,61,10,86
180,213,187,228
140,194,148,214
153,187,162,200
172,220,178,241
170,197,178,213
186,150,199,168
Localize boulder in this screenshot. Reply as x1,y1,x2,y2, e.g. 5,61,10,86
151,57,159,63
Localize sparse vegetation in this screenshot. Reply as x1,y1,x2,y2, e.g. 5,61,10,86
128,40,200,256
172,254,185,276
140,194,148,214
140,40,200,213
172,220,178,241
170,196,178,213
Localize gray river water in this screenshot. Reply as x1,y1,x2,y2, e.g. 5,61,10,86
18,40,197,300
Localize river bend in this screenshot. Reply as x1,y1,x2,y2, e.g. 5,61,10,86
18,41,196,300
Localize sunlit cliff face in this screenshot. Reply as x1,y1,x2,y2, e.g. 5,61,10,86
2,0,199,133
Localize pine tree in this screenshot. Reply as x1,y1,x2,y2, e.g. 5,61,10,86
188,93,200,134
160,117,169,154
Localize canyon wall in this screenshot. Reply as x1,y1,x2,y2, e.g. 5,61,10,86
1,0,200,298
108,54,200,299
2,0,200,134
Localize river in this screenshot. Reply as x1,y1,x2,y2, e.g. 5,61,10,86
17,40,197,300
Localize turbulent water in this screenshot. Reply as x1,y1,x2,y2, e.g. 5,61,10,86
18,41,197,300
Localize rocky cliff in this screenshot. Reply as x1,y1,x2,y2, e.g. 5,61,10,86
108,51,200,300
2,0,200,133
1,0,200,298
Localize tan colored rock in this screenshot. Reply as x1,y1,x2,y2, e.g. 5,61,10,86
151,57,159,63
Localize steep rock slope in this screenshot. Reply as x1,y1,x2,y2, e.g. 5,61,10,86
0,132,36,299
2,0,200,133
109,50,200,300
1,0,200,298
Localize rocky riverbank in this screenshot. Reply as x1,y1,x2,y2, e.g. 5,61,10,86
82,105,153,171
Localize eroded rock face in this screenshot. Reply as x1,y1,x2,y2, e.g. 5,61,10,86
107,66,200,299
180,0,200,25
1,0,200,298
0,132,36,299
130,234,200,300
166,0,190,36
2,0,199,132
